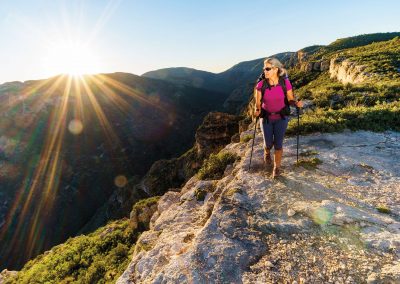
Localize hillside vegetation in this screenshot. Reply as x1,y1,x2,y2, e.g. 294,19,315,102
307,32,400,61
2,195,160,284
285,35,400,135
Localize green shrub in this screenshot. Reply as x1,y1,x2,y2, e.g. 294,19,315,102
240,134,253,143
225,187,244,198
5,219,139,284
132,196,160,213
287,101,400,135
198,151,240,180
376,205,391,214
299,150,319,157
195,187,208,201
295,158,323,170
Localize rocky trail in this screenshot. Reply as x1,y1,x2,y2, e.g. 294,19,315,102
117,128,400,283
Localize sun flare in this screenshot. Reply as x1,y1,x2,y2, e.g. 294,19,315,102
43,40,103,77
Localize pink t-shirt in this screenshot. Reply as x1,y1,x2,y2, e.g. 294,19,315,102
256,78,293,120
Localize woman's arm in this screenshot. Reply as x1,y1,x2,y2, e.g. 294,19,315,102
254,89,261,116
286,89,303,108
254,89,261,109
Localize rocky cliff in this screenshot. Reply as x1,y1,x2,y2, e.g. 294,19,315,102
78,112,242,234
0,72,230,270
116,128,400,283
329,56,376,84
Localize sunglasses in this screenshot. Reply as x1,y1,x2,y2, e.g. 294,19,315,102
264,67,274,71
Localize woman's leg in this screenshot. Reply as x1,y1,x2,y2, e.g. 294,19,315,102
260,118,273,166
272,117,289,150
260,118,274,149
271,117,289,178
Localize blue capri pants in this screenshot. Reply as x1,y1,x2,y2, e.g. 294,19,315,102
259,116,289,150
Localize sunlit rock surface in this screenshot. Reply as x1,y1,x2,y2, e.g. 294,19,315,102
117,128,400,283
329,56,376,84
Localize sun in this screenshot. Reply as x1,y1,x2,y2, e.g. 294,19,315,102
43,40,103,77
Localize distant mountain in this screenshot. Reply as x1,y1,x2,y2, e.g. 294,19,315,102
143,53,297,92
0,72,229,270
143,32,400,114
142,67,228,93
142,52,297,113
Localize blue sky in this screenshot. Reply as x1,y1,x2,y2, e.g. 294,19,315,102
0,0,399,83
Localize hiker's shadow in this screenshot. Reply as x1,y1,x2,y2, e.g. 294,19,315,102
248,162,269,174
279,172,390,216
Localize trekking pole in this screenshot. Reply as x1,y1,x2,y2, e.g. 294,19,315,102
296,107,300,164
248,116,259,171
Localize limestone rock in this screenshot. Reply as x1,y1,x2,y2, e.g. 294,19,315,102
0,269,18,283
287,209,296,217
117,130,400,283
329,56,375,84
129,199,159,231
195,112,241,157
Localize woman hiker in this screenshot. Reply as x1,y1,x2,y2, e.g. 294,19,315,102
254,57,303,178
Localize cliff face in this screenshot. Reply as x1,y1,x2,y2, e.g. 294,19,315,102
299,59,330,72
0,73,230,270
329,56,376,84
117,129,400,283
79,112,242,233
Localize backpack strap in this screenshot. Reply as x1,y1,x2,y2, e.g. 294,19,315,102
278,76,289,106
261,79,268,102
260,80,270,123
278,76,290,119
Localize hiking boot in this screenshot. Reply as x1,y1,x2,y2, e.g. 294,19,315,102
272,167,282,179
264,147,272,166
272,149,283,178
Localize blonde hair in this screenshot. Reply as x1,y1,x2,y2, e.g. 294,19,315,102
264,57,288,77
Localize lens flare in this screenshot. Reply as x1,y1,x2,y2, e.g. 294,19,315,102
312,207,333,225
1,73,173,268
68,119,83,135
114,175,128,187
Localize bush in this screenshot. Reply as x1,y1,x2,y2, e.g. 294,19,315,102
6,219,139,284
240,134,253,143
287,101,400,135
376,205,391,214
197,151,240,180
295,158,323,170
132,196,160,213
